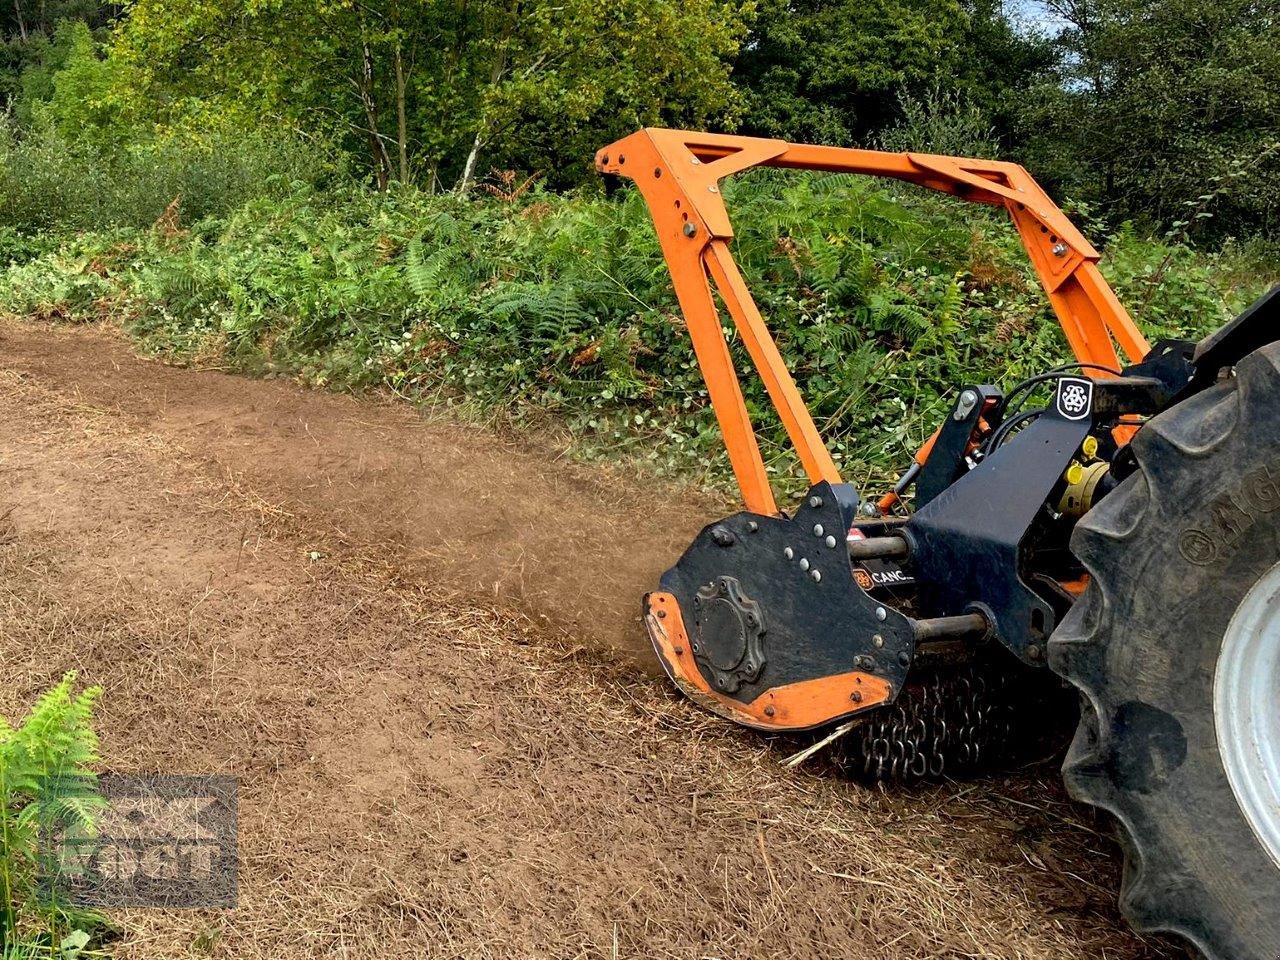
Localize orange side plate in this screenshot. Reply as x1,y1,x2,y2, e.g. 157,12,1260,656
644,592,893,732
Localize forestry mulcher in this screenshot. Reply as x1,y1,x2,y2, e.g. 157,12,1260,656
597,129,1280,959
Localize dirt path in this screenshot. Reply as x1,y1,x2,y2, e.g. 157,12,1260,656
0,318,1177,959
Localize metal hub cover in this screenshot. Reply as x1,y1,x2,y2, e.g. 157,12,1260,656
692,577,765,693
1215,559,1280,870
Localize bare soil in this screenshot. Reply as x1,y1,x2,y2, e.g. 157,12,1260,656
0,318,1182,959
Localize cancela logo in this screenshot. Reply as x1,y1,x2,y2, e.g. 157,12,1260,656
1056,377,1094,421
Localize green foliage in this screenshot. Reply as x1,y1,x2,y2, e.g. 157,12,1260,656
732,0,1056,149
109,0,752,190
0,673,105,956
0,0,116,117
733,0,971,145
4,175,1273,494
0,121,339,235
878,87,999,157
1021,0,1280,238
36,22,143,149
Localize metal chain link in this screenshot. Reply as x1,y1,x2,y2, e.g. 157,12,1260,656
843,662,1017,783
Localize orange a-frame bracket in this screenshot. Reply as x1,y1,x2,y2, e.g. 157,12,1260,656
596,128,1149,516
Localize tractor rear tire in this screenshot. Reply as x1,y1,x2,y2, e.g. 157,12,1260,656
1049,342,1280,960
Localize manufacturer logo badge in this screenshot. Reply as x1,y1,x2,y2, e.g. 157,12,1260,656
1055,377,1094,421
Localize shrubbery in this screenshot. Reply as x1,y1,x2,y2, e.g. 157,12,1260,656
0,121,339,234
1,151,1273,494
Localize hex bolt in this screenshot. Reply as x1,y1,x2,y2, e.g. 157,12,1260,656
784,547,794,560
813,523,824,537
747,520,759,533
809,496,824,509
850,691,863,703
708,184,719,193
657,609,667,620
1027,643,1043,660
875,606,888,622
674,646,683,655
859,501,879,517
811,569,822,582
953,388,979,421
799,558,810,571
872,634,884,648
825,535,837,548
683,222,697,238
764,704,776,717
1052,242,1069,257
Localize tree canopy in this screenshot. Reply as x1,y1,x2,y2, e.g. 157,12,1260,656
1,0,1277,236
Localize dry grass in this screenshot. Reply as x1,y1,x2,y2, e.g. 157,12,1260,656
0,325,1183,960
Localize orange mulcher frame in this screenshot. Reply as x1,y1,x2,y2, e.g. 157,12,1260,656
595,129,1150,518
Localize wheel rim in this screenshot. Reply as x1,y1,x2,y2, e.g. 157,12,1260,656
1215,559,1280,870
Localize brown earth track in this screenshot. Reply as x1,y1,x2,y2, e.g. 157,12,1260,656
0,318,1181,959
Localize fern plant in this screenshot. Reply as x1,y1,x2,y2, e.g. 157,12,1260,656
0,673,104,956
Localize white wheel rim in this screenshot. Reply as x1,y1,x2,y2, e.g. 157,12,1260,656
1215,559,1280,870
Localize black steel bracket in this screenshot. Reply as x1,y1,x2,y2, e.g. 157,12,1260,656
906,381,1092,665
915,384,1002,507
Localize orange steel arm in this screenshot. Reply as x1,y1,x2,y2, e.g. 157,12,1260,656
595,128,1150,516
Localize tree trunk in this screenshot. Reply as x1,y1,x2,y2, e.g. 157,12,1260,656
458,130,483,193
457,31,511,193
394,42,409,184
359,39,393,191
14,0,28,41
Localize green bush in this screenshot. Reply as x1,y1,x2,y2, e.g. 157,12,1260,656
0,122,339,237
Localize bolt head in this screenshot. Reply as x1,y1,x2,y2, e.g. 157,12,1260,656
764,705,776,717
657,609,667,619
809,496,823,509
1027,643,1043,660
850,691,863,703
960,389,978,404
875,606,888,622
1052,242,1069,257
898,651,910,666
825,535,837,548
813,523,824,537
811,569,822,582
783,547,794,560
682,222,697,238
859,502,878,517
747,520,759,533
799,558,810,571
872,634,884,648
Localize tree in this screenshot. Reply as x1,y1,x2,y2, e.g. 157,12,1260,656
106,0,752,189
1019,0,1280,236
732,0,972,145
732,0,1058,149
